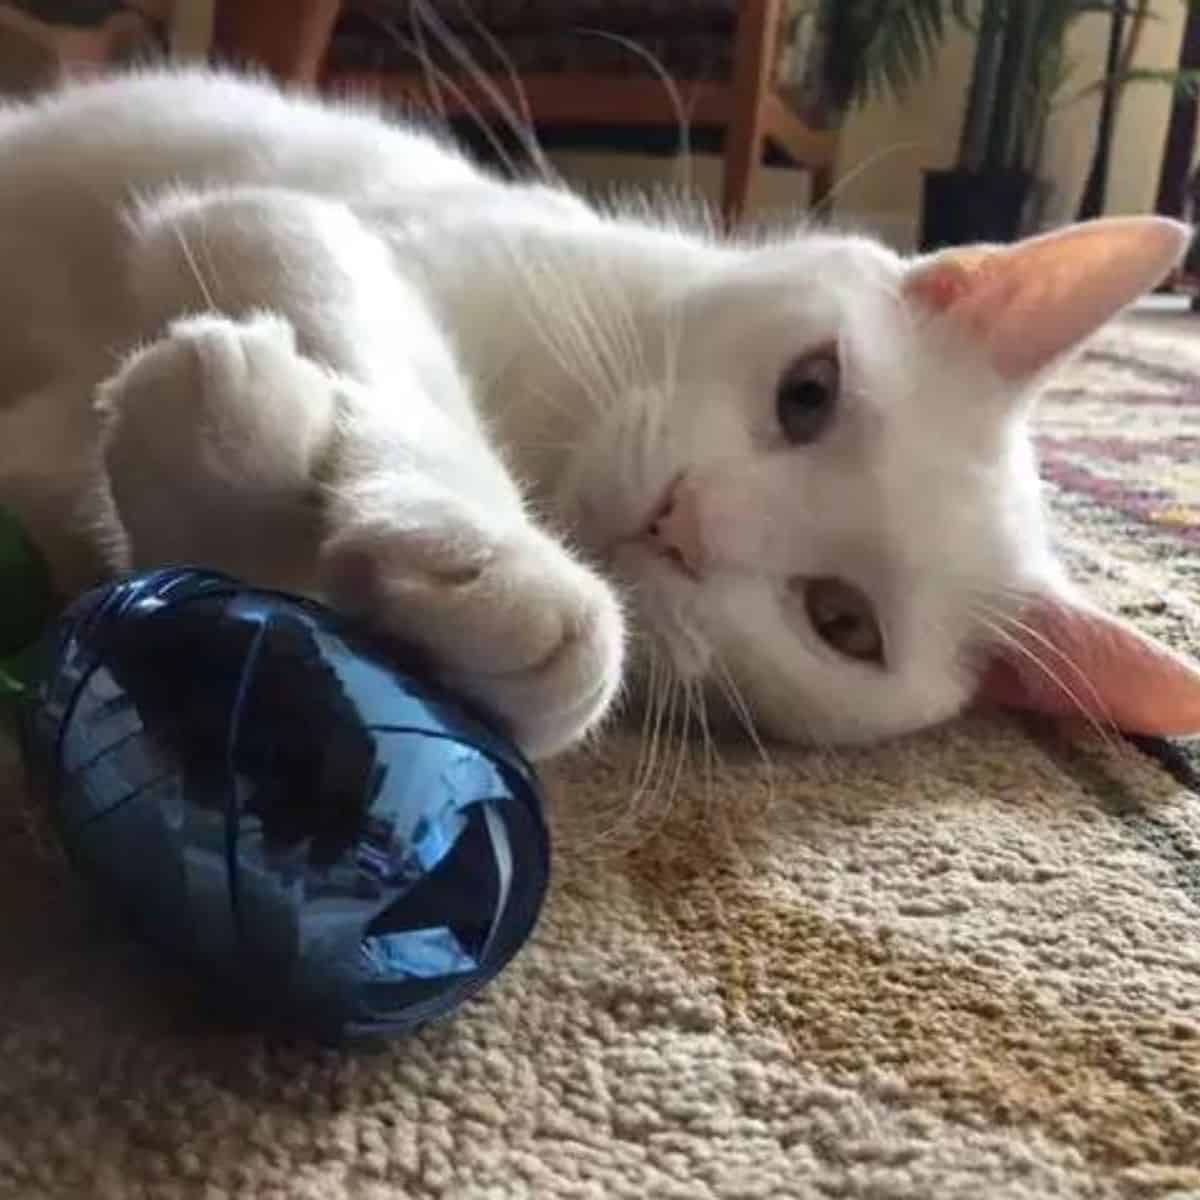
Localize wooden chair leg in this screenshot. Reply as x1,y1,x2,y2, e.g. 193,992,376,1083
214,0,341,84
721,0,785,230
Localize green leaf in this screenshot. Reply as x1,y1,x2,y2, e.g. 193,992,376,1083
1085,65,1200,94
947,0,1200,171
816,0,960,111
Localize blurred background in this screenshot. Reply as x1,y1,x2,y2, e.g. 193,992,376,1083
1,1,1196,261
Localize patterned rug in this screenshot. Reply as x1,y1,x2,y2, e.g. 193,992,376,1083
2,316,1199,1199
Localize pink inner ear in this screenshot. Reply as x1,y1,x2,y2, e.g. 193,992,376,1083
905,258,977,313
975,593,1200,737
905,218,1190,381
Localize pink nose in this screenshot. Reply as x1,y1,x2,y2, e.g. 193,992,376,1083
646,479,706,578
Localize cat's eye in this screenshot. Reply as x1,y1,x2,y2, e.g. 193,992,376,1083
800,577,884,666
776,347,839,445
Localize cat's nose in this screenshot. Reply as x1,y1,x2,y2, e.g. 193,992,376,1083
646,479,706,578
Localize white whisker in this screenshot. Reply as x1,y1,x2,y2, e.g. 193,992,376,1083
709,651,777,813
971,605,1120,751
569,26,694,197
444,0,559,184
171,222,215,311
410,0,555,182
366,9,523,177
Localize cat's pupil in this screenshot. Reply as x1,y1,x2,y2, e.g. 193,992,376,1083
802,577,884,666
776,349,839,445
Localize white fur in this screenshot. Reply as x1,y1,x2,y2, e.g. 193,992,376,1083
0,68,1140,758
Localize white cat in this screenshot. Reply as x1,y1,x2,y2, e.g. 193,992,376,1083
1,67,1198,761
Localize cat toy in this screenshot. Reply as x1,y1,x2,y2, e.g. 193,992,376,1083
1,508,550,1042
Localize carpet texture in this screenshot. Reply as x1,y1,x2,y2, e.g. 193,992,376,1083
2,317,1200,1199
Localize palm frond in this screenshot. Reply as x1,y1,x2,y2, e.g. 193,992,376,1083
951,0,1200,172
1066,64,1200,100
817,0,958,111
809,0,1200,176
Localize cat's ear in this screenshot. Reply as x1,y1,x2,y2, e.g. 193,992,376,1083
975,589,1200,736
904,216,1190,380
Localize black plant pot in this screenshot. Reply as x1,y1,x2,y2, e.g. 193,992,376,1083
919,168,1035,252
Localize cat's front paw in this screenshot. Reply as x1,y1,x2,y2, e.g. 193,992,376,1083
321,512,626,759
448,539,626,760
96,311,337,584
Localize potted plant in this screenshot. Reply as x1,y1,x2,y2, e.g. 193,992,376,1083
922,0,1200,250
787,0,962,132
921,1,1069,249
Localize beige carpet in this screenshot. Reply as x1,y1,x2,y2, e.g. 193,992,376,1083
3,317,1200,1199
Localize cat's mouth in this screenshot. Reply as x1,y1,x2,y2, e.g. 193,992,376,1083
604,475,699,582
641,475,704,580
637,477,679,539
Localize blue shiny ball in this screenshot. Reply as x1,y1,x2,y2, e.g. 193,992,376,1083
19,567,550,1041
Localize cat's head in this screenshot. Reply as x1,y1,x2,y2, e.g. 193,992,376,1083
564,215,1200,745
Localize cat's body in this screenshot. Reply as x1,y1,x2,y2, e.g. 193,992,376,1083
0,67,546,586
2,67,1199,761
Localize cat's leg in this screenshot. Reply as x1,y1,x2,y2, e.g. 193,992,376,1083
99,187,624,757
317,415,627,760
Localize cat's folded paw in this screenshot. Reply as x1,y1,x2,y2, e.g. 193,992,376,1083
321,513,626,759
451,544,626,760
96,311,337,582
98,310,308,430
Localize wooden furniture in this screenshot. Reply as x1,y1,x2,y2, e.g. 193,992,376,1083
213,0,839,227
